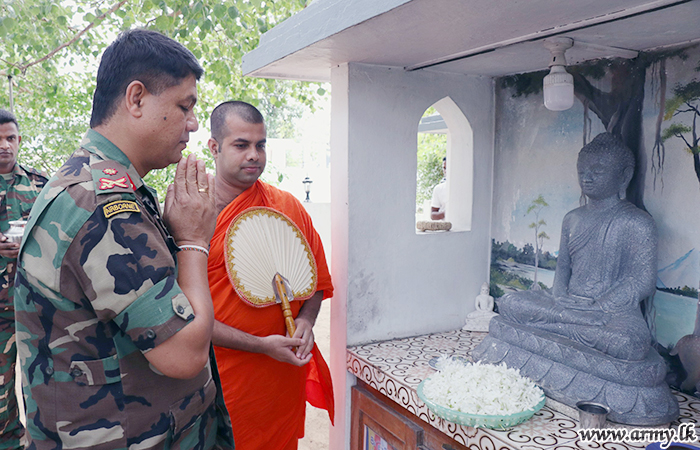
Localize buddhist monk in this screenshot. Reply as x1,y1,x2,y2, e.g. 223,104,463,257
206,101,333,450
498,132,656,361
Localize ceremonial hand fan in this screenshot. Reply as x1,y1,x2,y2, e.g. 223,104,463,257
224,207,318,336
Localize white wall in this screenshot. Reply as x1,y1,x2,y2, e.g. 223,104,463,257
302,202,332,260
329,63,351,450
340,63,494,346
329,62,495,449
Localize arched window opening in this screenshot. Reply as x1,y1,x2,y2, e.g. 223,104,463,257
415,97,473,233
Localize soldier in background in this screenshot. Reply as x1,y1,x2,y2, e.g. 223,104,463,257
0,109,47,449
14,30,232,450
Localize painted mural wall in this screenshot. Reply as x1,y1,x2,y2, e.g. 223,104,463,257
491,44,700,370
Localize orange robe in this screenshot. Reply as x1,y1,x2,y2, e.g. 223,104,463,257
208,180,334,450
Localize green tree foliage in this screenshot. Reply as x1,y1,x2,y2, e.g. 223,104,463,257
489,239,555,297
491,239,557,270
657,285,699,299
1,0,320,197
416,132,446,209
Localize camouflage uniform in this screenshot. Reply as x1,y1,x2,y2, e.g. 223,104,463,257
14,130,233,450
0,163,47,449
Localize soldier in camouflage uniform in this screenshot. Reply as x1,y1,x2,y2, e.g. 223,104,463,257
0,109,48,449
14,30,233,450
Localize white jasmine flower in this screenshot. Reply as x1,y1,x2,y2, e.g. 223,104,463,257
422,358,544,416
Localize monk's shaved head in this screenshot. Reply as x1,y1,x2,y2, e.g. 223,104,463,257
210,101,264,144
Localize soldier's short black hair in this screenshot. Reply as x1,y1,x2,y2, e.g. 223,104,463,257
0,109,19,132
90,29,204,128
210,101,265,144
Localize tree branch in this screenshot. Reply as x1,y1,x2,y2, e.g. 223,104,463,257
676,131,693,149
18,0,129,75
572,72,615,128
685,101,700,117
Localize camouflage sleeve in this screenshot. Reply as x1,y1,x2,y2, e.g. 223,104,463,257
61,193,195,352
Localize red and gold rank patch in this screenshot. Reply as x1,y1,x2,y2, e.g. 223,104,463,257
99,176,130,190
102,168,118,175
103,200,140,218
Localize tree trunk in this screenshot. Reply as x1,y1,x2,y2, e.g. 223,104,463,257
573,58,649,210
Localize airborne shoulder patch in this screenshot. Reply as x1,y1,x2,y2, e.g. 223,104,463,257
103,200,140,218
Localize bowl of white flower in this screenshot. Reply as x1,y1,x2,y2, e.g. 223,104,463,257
417,357,545,430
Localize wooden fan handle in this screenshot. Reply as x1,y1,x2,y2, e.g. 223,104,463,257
274,274,297,337
282,304,296,338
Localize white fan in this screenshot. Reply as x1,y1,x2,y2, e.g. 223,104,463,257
224,207,318,307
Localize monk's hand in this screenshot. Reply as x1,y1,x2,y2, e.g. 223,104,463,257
293,317,315,361
262,334,311,366
0,233,19,259
164,154,217,246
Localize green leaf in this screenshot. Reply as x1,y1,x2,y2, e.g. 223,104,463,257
213,4,227,18
155,15,170,29
228,6,239,19
317,87,326,95
83,13,95,22
2,17,16,32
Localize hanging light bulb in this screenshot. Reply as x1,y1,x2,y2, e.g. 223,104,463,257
543,37,574,111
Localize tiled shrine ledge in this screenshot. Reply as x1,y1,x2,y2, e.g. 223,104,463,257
346,329,700,450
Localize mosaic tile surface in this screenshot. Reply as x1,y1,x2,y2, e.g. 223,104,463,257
347,329,700,449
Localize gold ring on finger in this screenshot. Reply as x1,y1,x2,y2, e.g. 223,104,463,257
198,188,208,193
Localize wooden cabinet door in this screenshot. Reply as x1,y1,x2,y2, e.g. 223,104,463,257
351,385,425,450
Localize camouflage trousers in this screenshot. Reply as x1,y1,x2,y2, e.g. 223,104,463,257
0,308,22,449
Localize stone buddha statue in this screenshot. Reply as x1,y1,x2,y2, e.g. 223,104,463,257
474,132,678,425
497,132,655,361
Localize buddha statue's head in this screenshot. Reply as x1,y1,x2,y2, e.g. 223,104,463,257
577,132,635,202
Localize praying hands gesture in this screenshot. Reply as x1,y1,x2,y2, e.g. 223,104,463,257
164,153,217,248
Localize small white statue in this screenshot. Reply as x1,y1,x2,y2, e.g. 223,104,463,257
463,282,498,332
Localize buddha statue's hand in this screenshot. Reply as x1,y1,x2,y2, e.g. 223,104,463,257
557,307,605,326
555,294,598,311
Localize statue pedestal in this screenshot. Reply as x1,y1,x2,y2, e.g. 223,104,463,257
473,316,679,426
462,314,496,332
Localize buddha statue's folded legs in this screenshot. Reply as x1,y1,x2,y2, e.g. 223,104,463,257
498,290,651,361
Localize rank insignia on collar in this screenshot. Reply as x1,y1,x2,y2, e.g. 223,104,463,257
99,176,130,190
102,168,118,175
